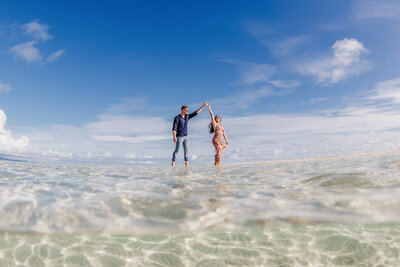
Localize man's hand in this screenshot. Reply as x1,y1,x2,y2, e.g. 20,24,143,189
196,103,206,114
172,130,177,143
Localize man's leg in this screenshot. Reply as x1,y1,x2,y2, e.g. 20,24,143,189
172,137,181,166
183,136,189,166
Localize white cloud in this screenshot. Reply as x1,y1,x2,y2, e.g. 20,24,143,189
238,63,276,85
269,80,300,88
368,77,400,103
47,49,65,62
0,109,29,153
354,0,400,20
298,38,371,84
22,20,52,41
10,41,41,62
9,20,64,64
0,81,11,93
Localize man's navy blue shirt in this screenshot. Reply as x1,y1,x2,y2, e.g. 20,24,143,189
172,111,198,137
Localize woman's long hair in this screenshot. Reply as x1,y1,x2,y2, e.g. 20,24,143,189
208,115,220,134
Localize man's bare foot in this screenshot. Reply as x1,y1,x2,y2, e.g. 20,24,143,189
172,161,175,166
185,161,189,166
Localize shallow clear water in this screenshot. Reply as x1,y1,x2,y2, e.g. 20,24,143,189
0,153,400,266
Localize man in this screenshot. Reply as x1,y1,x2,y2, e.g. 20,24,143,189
172,102,206,166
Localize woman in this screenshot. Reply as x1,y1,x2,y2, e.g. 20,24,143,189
206,103,229,165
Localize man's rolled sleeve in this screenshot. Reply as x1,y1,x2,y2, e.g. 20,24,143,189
172,116,178,131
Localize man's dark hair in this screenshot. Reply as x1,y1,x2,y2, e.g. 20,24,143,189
181,105,188,110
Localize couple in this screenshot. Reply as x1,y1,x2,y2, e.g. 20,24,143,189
171,102,229,166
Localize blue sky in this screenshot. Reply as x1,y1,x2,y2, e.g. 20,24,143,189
1,0,400,164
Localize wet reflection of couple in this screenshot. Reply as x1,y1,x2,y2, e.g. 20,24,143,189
171,102,229,166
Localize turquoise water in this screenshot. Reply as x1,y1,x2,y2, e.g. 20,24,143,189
0,153,399,266
1,222,399,266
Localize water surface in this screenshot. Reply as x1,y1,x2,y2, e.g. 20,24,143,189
0,153,399,266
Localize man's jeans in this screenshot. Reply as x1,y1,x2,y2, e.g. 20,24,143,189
172,136,189,161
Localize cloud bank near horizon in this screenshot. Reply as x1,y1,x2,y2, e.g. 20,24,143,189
3,77,400,164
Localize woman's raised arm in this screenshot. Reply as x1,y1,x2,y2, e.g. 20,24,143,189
207,104,216,127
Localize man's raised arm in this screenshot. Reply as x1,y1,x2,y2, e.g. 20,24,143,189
189,102,207,119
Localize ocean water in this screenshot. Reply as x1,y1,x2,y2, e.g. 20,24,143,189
0,153,399,266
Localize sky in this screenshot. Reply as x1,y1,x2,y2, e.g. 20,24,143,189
1,0,400,165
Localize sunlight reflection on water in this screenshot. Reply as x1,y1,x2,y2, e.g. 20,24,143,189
0,153,399,265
